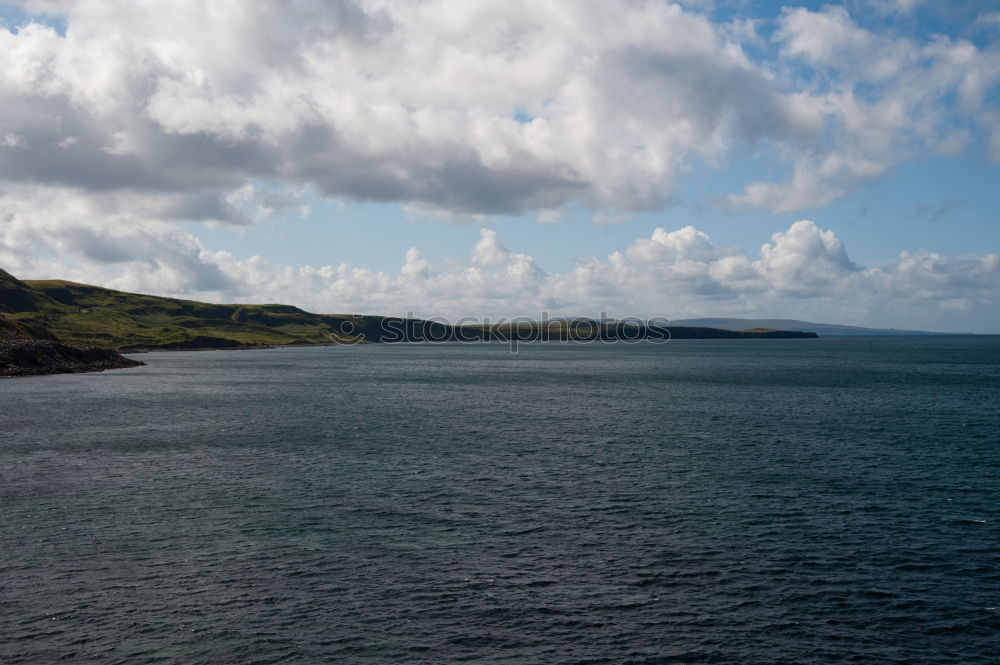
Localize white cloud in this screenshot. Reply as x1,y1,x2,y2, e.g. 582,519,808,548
721,5,1000,213
976,12,1000,27
5,205,996,331
2,132,26,148
0,1,991,219
0,185,236,295
0,2,996,332
870,0,924,16
776,6,879,71
756,220,856,296
400,247,430,279
471,229,510,267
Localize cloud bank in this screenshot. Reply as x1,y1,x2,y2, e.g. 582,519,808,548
2,209,996,332
0,2,997,331
0,0,996,219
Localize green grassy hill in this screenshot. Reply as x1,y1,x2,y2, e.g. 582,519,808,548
1,267,818,350
2,269,368,349
0,267,52,315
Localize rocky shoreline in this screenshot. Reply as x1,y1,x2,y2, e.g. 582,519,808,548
0,338,144,378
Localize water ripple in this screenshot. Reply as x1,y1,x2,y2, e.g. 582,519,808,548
1,338,998,663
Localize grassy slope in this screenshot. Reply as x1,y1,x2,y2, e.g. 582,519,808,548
0,314,58,341
2,269,817,350
6,276,368,349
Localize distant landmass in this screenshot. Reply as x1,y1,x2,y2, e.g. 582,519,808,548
670,318,951,336
1,266,821,376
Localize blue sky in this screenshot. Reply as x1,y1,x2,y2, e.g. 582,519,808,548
0,1,998,330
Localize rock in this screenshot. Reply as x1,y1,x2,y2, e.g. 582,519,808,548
0,338,144,377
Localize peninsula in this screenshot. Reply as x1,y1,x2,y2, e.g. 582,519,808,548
1,266,816,376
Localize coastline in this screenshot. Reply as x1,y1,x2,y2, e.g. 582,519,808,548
0,338,144,378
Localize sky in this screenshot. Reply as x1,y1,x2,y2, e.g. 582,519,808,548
0,1,998,332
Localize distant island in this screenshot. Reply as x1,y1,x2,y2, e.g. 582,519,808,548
669,317,952,336
1,266,818,377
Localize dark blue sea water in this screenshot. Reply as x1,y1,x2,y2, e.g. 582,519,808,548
1,337,998,664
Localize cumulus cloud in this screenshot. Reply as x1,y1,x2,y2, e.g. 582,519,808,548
0,0,993,220
0,185,236,296
471,229,511,267
0,2,996,331
5,210,996,331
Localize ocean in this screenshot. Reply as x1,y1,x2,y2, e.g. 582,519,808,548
1,337,998,664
